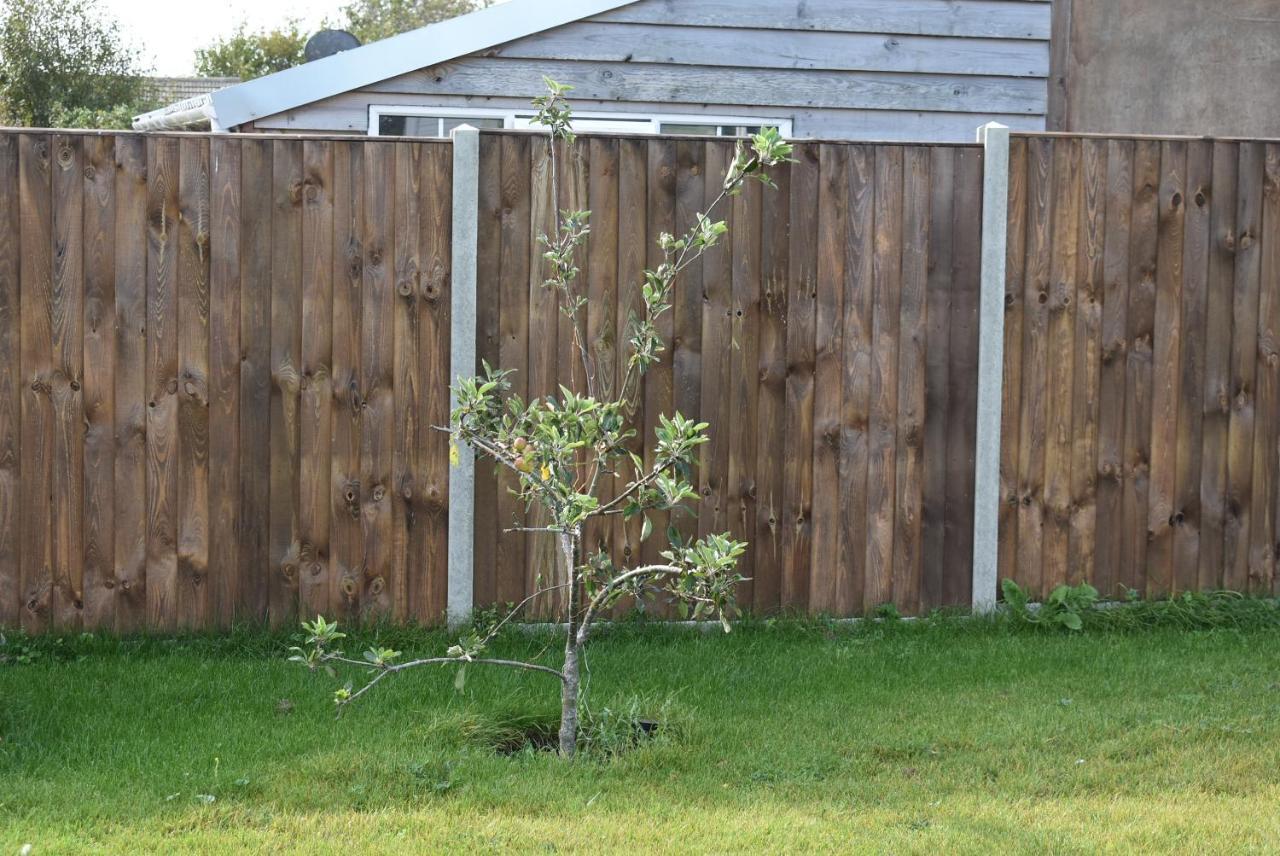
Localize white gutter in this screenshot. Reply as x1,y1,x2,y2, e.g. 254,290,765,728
132,93,225,132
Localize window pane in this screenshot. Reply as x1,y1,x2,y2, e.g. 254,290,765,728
442,117,504,133
659,123,718,136
378,115,408,136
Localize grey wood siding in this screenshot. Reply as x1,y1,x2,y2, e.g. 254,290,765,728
254,0,1050,142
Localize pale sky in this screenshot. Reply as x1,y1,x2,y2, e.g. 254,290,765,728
100,0,354,76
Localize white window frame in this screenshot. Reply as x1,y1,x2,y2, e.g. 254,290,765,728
369,105,793,138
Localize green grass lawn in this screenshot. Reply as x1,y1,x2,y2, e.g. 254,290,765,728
2,613,1279,854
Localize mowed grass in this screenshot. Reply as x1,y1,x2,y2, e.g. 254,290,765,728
2,615,1280,854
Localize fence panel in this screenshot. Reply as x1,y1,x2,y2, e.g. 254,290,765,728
1000,134,1280,600
476,131,984,616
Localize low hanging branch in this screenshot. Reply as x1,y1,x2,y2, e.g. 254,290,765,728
291,77,793,757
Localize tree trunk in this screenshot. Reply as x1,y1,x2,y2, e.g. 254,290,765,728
557,530,581,756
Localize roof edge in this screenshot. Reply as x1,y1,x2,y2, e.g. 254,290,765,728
205,0,639,131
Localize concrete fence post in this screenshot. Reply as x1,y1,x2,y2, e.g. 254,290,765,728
447,125,480,630
971,122,1011,613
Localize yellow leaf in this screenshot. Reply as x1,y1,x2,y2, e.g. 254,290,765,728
540,465,551,481
449,442,460,467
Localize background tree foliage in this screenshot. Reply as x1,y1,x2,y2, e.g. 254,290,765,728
0,0,147,128
341,0,491,44
194,22,307,81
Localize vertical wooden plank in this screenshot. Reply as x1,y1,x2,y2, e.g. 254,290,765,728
891,146,929,614
1094,139,1134,599
82,136,115,631
613,137,647,589
524,135,560,617
642,140,676,577
782,143,818,611
1015,137,1054,598
672,140,705,555
269,141,303,625
330,141,364,621
808,144,846,613
361,140,395,617
113,136,148,631
0,136,18,629
997,138,1027,593
727,164,761,609
145,135,179,631
1121,141,1161,597
699,142,733,544
1171,141,1213,593
922,146,954,610
238,139,272,622
208,137,241,627
1249,144,1280,594
391,141,421,621
18,135,53,633
584,136,616,581
1145,140,1186,597
838,145,874,616
417,142,451,622
471,135,500,610
1042,138,1080,596
1067,138,1106,588
176,137,211,629
866,145,903,610
1196,143,1237,592
301,139,334,619
944,147,983,606
497,134,532,607
50,134,84,630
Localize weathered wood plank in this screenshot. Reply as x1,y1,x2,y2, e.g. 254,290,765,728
996,138,1025,590
501,22,1050,77
330,141,365,620
891,146,930,614
50,135,84,630
592,0,1052,40
81,136,116,631
1248,144,1280,594
471,135,501,609
176,138,211,629
1145,140,1186,597
1014,136,1053,597
808,144,846,613
208,137,241,627
672,140,705,557
497,133,532,607
0,136,19,629
360,141,395,617
145,135,180,631
698,142,733,544
1120,140,1161,596
838,145,874,615
417,142,451,622
113,136,148,631
18,135,53,632
727,163,761,609
865,145,903,609
300,139,334,618
238,139,273,622
391,141,421,621
379,58,1048,115
1042,137,1080,596
1196,142,1237,592
1067,137,1105,588
781,143,818,610
1094,139,1133,599
1171,141,1213,593
943,147,983,606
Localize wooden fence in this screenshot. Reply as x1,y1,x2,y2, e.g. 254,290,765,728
473,133,984,618
0,131,454,633
998,134,1280,599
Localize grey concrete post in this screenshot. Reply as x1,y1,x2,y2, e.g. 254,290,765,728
971,122,1010,613
447,125,479,629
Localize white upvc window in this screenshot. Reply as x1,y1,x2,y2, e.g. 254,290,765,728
369,105,792,139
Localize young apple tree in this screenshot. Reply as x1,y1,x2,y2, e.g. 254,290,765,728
292,79,792,756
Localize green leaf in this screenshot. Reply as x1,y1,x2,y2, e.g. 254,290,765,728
641,515,652,543
454,665,468,693
1060,612,1083,631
